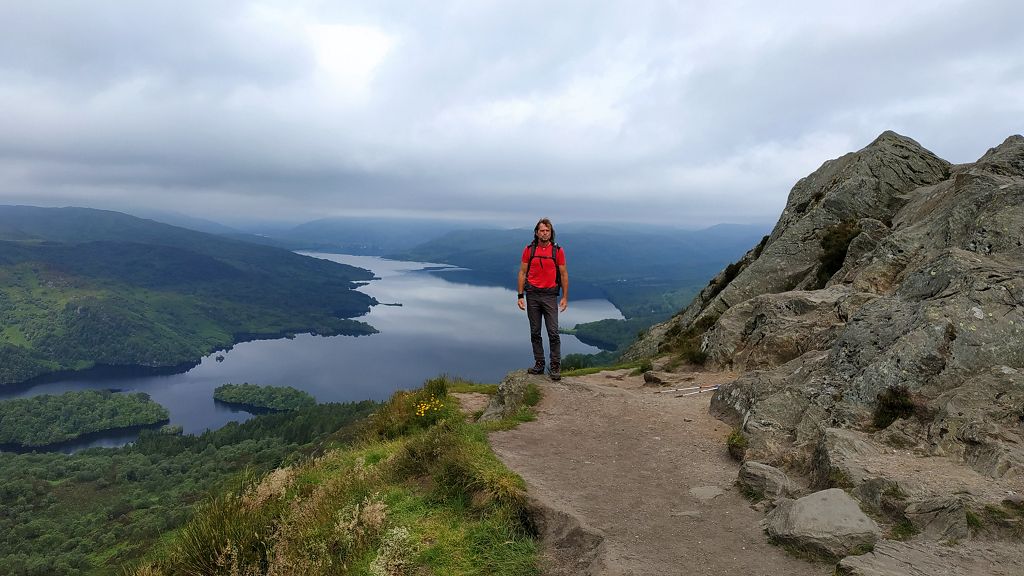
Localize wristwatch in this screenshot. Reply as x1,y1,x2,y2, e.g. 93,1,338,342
517,293,524,299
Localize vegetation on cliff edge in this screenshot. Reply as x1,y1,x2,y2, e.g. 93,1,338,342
129,375,539,576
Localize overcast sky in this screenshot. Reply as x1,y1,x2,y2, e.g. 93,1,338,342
0,1,1021,228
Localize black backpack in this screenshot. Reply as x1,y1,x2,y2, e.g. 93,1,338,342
525,243,562,289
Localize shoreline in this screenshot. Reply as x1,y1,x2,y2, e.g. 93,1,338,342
0,419,171,454
0,321,377,394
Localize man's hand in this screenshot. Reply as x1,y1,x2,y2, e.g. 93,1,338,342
559,297,568,312
518,297,526,311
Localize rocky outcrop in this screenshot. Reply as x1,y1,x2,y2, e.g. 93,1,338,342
525,495,607,576
764,489,881,560
625,131,952,362
639,132,1024,476
632,132,1024,565
837,540,1024,576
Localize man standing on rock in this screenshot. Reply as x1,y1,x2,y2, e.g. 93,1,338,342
517,218,569,380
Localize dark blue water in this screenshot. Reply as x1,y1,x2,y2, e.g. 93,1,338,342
0,254,622,450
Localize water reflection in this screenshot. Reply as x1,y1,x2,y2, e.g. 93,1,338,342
0,254,623,448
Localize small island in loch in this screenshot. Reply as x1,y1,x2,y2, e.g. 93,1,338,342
0,390,169,450
213,383,317,413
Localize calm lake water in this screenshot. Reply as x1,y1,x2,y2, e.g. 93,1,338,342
1,253,622,450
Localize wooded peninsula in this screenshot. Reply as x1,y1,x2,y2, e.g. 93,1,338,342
0,390,169,449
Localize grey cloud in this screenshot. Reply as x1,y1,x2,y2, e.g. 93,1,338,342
0,1,1022,227
0,1,311,90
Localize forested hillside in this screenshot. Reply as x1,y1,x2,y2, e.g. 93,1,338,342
0,206,377,386
0,401,377,575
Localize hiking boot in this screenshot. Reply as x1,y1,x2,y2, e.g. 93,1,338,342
527,363,545,375
549,366,561,381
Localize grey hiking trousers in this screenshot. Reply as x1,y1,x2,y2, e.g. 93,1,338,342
526,289,560,368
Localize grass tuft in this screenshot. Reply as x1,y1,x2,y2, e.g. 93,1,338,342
966,509,983,532
726,428,748,461
522,383,541,407
889,518,919,541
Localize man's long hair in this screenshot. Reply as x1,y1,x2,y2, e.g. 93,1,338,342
532,217,556,245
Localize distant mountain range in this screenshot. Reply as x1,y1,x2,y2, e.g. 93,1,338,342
387,223,769,320
0,206,376,385
237,217,483,255
0,205,770,382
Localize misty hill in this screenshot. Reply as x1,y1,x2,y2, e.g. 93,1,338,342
389,223,768,322
627,132,1024,569
254,216,482,254
0,206,376,385
125,209,242,236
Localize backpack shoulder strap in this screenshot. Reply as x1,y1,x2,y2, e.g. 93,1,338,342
525,243,538,277
551,244,562,287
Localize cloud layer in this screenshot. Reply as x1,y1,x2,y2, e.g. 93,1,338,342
1,1,1022,227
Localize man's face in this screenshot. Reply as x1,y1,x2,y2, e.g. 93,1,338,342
536,224,551,242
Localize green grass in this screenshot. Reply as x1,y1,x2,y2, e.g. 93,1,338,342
128,376,541,576
449,382,499,395
523,383,541,407
629,359,654,376
890,518,919,541
562,360,645,377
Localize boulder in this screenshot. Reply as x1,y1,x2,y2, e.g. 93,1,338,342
479,370,533,422
764,488,881,560
737,461,795,500
903,495,971,541
642,371,664,386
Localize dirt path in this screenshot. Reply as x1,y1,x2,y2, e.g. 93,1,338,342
488,369,833,576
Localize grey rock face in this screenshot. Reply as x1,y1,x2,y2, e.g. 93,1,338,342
625,132,951,362
764,488,881,560
838,539,1024,576
643,132,1024,490
903,495,971,541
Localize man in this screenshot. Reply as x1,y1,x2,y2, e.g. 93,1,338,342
517,218,569,380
